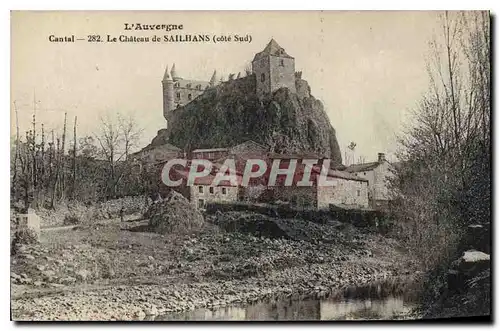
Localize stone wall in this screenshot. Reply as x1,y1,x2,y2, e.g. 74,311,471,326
372,161,393,201
269,56,296,94
317,178,369,209
272,186,318,208
253,56,271,96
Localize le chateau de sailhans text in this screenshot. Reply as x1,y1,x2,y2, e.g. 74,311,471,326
48,23,252,44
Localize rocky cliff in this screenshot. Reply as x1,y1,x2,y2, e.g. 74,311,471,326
150,75,343,165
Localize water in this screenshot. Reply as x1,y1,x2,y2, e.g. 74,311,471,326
155,280,420,321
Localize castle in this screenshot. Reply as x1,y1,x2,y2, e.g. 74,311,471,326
162,39,297,122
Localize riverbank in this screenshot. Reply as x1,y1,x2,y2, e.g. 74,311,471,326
11,216,418,321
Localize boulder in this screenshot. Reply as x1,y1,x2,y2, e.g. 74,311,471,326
451,250,490,274
448,250,490,293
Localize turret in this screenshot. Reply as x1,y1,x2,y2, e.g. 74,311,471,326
162,65,174,122
171,63,181,81
209,70,217,87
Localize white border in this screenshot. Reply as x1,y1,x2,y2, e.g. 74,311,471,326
2,1,498,330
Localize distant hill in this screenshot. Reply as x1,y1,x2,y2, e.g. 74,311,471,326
149,74,343,165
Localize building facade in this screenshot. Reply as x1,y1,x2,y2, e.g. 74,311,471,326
129,143,182,163
346,153,394,209
162,64,217,121
251,39,297,97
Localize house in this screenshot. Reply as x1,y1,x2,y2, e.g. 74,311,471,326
129,143,182,163
171,166,241,209
345,153,394,209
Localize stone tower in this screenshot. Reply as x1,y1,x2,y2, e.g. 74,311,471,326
252,39,296,97
162,65,174,122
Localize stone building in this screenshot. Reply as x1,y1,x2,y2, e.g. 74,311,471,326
171,167,240,210
162,63,217,122
162,39,298,121
129,143,182,163
346,153,394,209
251,39,296,97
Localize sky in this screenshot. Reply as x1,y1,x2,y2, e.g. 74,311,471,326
11,11,442,163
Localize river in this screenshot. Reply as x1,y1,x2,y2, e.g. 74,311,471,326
155,279,421,321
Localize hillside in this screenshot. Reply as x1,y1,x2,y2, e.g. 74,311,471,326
151,74,343,165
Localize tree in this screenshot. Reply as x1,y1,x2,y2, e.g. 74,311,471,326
391,11,490,269
95,113,143,198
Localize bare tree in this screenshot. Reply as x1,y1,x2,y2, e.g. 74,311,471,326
95,113,143,198
392,11,491,269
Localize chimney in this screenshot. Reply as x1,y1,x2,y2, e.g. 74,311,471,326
378,153,386,163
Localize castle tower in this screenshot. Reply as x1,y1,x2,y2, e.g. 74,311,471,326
171,63,182,81
162,65,174,122
252,39,296,97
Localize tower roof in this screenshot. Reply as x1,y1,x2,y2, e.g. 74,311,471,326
162,65,172,82
209,70,217,86
171,63,181,80
253,39,294,62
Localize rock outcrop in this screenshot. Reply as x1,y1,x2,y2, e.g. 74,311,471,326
151,75,343,165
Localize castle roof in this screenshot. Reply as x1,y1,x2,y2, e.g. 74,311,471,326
162,65,172,81
253,39,294,62
171,63,182,80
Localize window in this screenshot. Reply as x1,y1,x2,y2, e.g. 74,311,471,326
209,187,214,194
222,187,227,195
363,172,366,176
175,82,180,87
357,190,361,197
186,83,192,88
198,186,203,193
280,59,284,66
198,199,205,208
261,73,265,82
196,84,202,90
176,92,181,99
188,94,192,100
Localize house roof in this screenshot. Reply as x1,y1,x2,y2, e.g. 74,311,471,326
141,143,182,153
310,166,369,182
253,39,294,62
345,161,381,173
230,140,267,152
267,152,322,159
192,147,229,153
